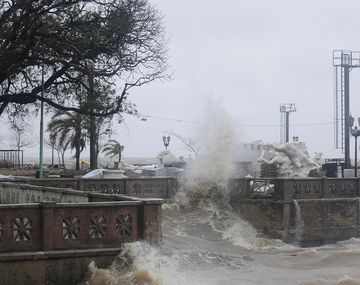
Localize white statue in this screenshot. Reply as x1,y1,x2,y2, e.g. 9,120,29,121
258,142,320,177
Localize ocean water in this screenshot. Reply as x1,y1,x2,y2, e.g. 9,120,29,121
82,199,360,285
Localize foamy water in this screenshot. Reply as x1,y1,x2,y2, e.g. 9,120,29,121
82,200,360,285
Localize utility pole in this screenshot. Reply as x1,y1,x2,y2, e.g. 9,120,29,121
39,61,45,178
280,103,296,144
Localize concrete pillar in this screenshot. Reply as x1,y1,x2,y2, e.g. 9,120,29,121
322,178,329,198
278,179,294,242
167,178,176,198
282,203,291,242
41,201,56,251
277,178,294,202
138,203,162,245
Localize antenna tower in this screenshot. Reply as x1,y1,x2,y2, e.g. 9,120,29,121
280,103,296,144
333,50,360,168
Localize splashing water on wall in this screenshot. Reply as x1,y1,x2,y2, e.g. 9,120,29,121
184,97,237,200
293,199,304,245
84,242,165,285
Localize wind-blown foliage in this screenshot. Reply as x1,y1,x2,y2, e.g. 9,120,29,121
102,139,124,164
47,111,86,170
46,133,70,166
0,0,168,117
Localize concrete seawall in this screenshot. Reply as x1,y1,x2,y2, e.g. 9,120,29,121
0,182,163,284
229,177,360,246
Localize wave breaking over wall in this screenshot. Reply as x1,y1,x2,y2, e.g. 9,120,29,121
184,97,237,200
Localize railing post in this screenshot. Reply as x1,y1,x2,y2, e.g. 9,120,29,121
167,178,175,198
124,180,129,195
138,201,162,244
78,179,85,191
245,178,251,198
276,178,294,202
41,201,56,251
322,177,329,198
278,179,293,241
75,178,80,190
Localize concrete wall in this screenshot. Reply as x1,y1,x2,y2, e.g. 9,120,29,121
0,249,118,285
229,177,360,246
0,182,163,284
287,198,359,245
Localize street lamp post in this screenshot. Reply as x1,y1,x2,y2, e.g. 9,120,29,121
163,135,170,150
39,59,45,178
350,115,360,177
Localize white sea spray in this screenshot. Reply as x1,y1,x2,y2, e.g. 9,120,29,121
184,97,236,200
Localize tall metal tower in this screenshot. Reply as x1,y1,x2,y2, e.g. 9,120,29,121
333,50,360,168
280,103,296,144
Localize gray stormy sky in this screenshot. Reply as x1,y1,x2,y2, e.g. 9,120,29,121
8,0,360,160
116,0,360,159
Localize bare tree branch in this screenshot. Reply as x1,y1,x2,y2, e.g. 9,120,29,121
167,131,202,161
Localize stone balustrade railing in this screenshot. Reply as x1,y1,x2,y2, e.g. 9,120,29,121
0,182,162,246
0,201,140,253
3,177,176,199
5,177,358,202
0,181,163,284
0,182,89,204
229,177,360,201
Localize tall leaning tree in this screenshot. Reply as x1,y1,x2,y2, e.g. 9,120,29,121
102,139,124,168
47,111,86,171
0,0,169,168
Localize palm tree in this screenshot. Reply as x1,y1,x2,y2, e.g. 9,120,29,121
46,133,70,166
47,111,86,171
102,139,124,168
